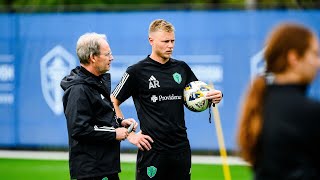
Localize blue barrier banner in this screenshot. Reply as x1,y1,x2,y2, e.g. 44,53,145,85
0,14,17,146
0,10,319,150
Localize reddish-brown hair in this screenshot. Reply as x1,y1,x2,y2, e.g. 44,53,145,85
237,23,314,165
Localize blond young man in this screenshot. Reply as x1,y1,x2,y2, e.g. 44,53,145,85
112,20,223,180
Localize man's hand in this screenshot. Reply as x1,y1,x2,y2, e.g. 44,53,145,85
115,127,128,141
205,89,223,104
127,131,153,151
121,118,138,131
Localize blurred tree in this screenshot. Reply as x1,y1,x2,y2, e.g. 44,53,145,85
0,0,318,12
295,0,320,8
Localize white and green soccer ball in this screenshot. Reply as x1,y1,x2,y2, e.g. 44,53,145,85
183,81,212,112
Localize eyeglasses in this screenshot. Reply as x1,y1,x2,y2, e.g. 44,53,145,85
101,51,112,57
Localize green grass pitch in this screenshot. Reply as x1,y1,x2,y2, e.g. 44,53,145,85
0,158,252,179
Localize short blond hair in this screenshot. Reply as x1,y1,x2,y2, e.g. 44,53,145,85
148,19,175,35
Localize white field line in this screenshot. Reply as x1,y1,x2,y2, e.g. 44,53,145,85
0,150,249,166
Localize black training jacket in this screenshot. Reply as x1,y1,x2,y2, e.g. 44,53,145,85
254,84,320,180
61,66,120,179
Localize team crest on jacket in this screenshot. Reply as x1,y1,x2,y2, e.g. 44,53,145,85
147,166,157,178
173,72,182,84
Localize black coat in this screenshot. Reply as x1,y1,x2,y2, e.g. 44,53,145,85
61,66,120,179
254,84,320,180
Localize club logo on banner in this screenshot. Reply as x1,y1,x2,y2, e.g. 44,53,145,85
40,45,76,115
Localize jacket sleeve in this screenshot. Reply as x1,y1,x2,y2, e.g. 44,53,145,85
112,67,136,103
64,85,116,143
183,62,198,84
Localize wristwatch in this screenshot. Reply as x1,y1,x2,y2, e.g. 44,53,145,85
116,117,124,127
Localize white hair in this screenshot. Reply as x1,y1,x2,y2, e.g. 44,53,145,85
76,32,107,64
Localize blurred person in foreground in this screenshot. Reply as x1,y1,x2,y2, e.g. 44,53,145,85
61,32,137,180
237,23,320,179
111,19,223,180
